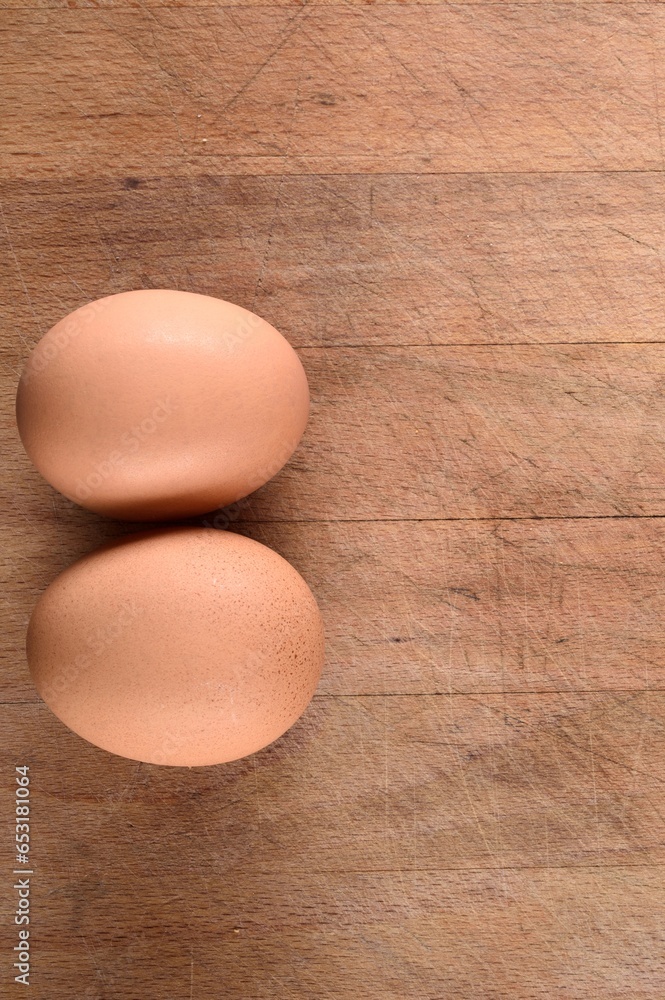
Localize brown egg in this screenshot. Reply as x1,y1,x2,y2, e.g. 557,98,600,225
27,528,324,766
16,290,309,519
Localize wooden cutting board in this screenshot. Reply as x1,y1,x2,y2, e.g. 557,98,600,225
1,3,664,997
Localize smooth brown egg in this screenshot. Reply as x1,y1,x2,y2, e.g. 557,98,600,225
16,290,309,519
27,528,324,766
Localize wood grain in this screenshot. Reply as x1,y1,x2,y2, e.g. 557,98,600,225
1,0,646,8
1,696,664,997
3,172,665,347
245,343,665,520
8,340,665,522
5,513,665,700
0,693,665,1000
2,6,663,176
2,695,665,874
246,517,665,695
25,868,665,999
2,1,664,997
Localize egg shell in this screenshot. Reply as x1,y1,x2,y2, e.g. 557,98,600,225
26,528,325,766
16,290,309,519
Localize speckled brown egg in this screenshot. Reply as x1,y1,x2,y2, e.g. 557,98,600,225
16,289,309,519
26,528,324,766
